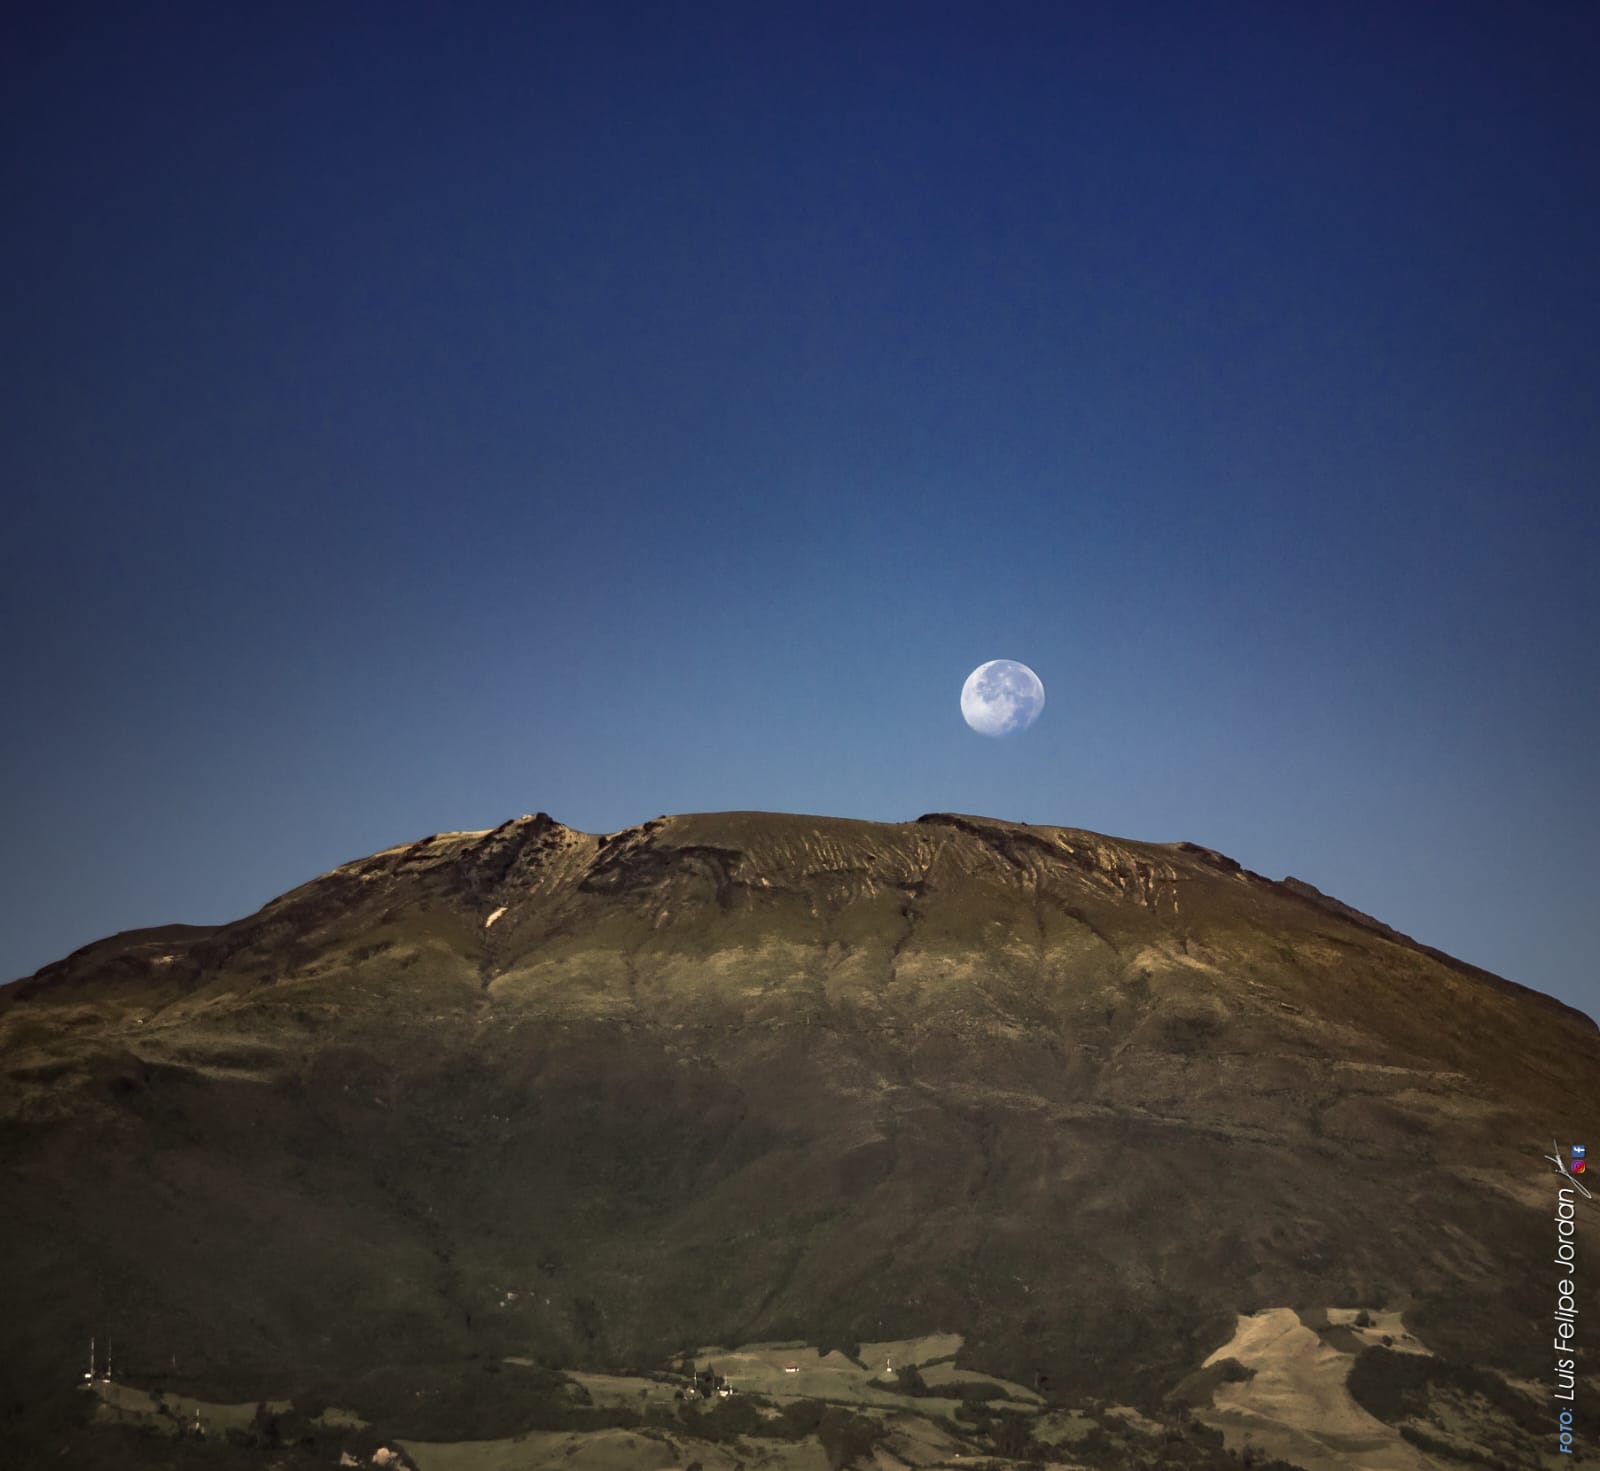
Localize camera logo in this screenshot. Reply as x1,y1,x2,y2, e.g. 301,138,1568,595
1572,1144,1587,1176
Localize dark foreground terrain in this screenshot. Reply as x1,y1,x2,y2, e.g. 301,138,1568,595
2,810,1595,1468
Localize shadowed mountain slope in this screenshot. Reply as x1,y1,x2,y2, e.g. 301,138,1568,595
2,810,1595,1458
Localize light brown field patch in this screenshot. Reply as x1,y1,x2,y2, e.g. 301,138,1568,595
403,1427,681,1471
686,1336,1024,1418
566,1371,682,1409
876,1407,979,1465
90,1381,292,1435
1197,1308,1439,1471
917,1363,1041,1403
859,1335,964,1372
401,1428,832,1471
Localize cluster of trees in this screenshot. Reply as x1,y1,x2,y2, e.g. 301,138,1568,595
1347,1345,1541,1434
675,1361,731,1400
815,1407,883,1471
223,1397,414,1464
954,1399,1312,1471
653,1383,884,1471
1347,1346,1542,1471
953,1403,1039,1460
657,1356,1317,1471
224,1400,329,1453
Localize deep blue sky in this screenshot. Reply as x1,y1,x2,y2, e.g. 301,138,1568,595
4,3,1597,1020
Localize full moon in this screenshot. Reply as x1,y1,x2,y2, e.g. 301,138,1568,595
961,659,1045,737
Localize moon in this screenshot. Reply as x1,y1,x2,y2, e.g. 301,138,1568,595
961,659,1045,738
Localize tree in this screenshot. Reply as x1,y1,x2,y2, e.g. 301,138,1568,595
251,1400,280,1448
818,1407,881,1471
896,1363,927,1395
990,1411,1033,1460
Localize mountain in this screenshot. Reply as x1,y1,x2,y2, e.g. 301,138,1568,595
2,810,1595,1469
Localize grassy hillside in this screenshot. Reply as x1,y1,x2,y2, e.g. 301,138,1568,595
2,810,1595,1466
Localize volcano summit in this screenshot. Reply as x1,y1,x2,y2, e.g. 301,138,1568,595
2,811,1595,1468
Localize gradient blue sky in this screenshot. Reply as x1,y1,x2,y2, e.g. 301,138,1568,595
4,2,1597,1019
